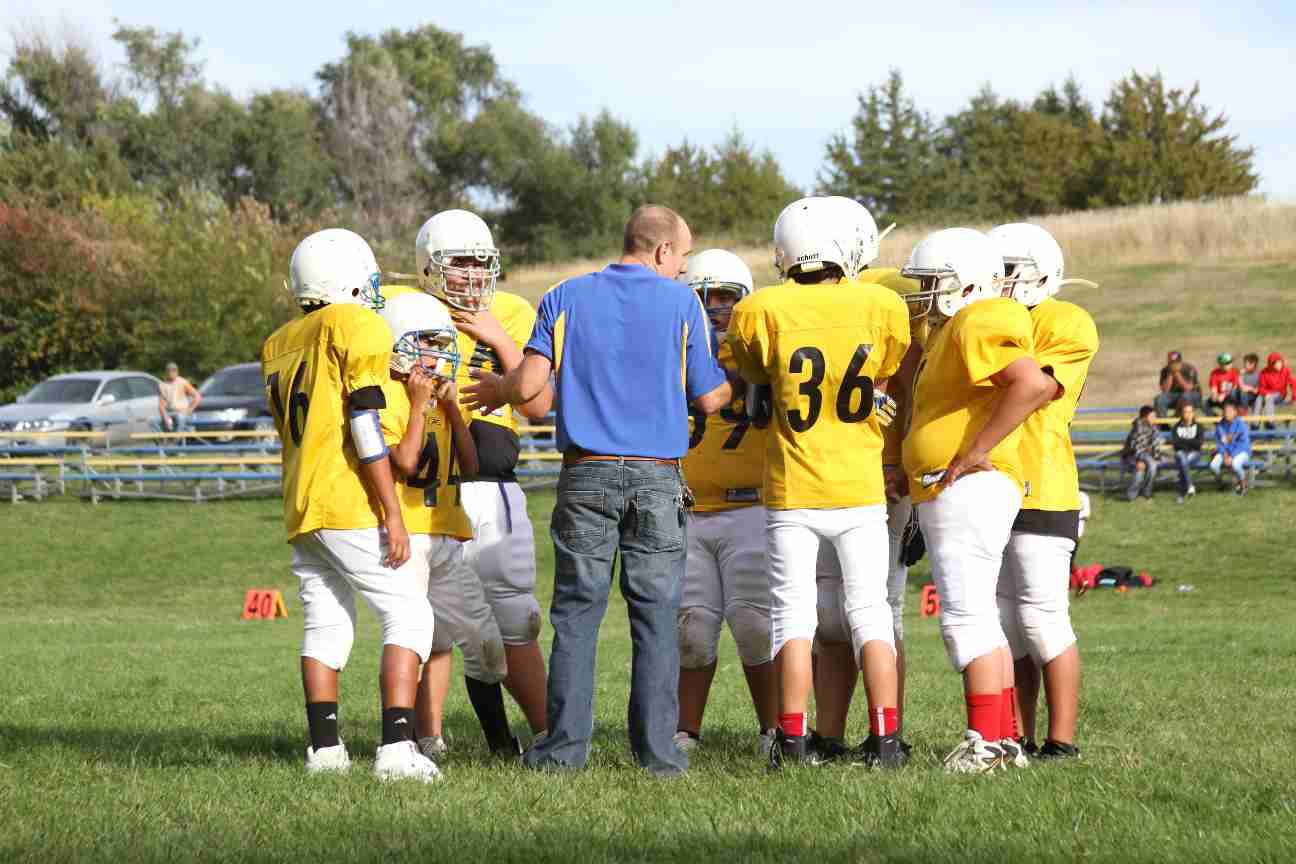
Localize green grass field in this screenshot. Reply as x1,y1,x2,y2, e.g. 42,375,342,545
2,485,1295,863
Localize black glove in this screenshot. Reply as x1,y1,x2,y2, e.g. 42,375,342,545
901,510,925,567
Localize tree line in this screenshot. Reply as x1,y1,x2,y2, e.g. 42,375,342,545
0,21,1258,401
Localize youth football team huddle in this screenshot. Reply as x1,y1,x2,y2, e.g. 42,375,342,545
262,194,1098,781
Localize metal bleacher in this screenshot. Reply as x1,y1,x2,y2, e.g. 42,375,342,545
2,408,1291,502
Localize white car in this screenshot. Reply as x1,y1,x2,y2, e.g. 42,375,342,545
0,371,164,447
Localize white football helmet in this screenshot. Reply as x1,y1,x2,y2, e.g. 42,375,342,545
415,209,500,313
682,249,753,338
826,196,883,271
989,223,1064,308
377,291,461,380
900,228,1005,319
773,196,870,281
290,228,383,309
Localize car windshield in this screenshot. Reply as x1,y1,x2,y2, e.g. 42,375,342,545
200,368,263,397
23,378,100,404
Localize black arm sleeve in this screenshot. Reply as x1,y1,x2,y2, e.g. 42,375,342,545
348,385,386,411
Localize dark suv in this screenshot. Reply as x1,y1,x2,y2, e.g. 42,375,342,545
190,363,274,434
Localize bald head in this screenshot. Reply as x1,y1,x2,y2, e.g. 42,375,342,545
622,205,692,279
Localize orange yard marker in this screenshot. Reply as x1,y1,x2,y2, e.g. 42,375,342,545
242,589,289,620
920,584,940,618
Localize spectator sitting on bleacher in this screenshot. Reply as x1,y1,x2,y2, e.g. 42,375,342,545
1257,351,1295,419
1122,405,1162,502
1154,350,1202,417
1238,353,1261,414
1207,353,1241,415
157,361,201,432
1170,402,1203,503
1211,401,1252,495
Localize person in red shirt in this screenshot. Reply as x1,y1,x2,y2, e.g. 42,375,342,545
1257,352,1296,419
1207,353,1242,415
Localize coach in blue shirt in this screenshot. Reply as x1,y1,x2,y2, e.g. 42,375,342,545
466,205,730,776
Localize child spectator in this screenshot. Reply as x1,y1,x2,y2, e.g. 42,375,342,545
1170,402,1203,503
1154,350,1202,417
1211,401,1251,494
1238,353,1261,413
1122,405,1162,501
1207,353,1241,415
1257,352,1295,418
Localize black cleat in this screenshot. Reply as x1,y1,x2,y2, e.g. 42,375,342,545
807,730,849,763
853,733,909,769
1035,739,1081,761
490,735,524,759
1022,738,1040,758
768,731,820,770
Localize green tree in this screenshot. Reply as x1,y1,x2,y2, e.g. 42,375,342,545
0,29,109,144
235,90,335,218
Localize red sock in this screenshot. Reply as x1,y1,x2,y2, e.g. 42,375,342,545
1001,688,1019,740
965,693,1001,741
868,705,899,736
778,712,806,738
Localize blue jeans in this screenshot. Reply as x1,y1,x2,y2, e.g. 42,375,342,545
1174,451,1200,494
523,459,688,776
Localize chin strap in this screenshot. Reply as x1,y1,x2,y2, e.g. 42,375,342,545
878,223,897,243
383,271,422,284
1057,278,1099,290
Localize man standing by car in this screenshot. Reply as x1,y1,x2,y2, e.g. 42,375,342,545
157,362,201,431
465,204,731,777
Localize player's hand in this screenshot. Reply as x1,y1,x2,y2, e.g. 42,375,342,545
874,392,898,427
941,449,992,488
406,366,437,410
883,464,908,502
382,516,410,569
463,368,507,414
433,376,458,409
452,309,508,348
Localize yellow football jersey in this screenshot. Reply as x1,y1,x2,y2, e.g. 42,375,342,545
728,279,911,509
261,304,393,541
454,290,537,433
684,340,766,512
903,297,1035,504
1019,298,1099,512
856,268,927,467
380,378,473,540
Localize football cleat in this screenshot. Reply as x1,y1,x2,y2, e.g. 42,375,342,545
854,733,910,769
768,731,823,771
375,740,443,783
998,737,1030,768
305,742,351,774
491,735,524,759
673,730,701,753
1035,740,1081,761
758,728,778,758
417,735,449,760
1023,739,1040,758
942,731,1006,775
807,730,849,763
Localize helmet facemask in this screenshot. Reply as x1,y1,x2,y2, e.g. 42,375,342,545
1002,256,1050,306
425,249,500,313
694,279,745,340
391,327,461,381
899,267,963,320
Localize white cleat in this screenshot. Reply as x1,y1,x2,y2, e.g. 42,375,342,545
673,731,700,753
417,735,448,760
998,738,1030,769
757,729,778,758
942,731,1006,775
375,740,443,783
305,742,351,774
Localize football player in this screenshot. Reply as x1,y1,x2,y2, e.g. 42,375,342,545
900,227,1061,773
261,228,439,782
989,222,1099,761
417,210,555,755
809,199,925,760
375,289,508,765
728,196,911,768
673,249,778,756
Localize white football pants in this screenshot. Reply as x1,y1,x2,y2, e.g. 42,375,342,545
461,480,542,646
679,505,772,668
997,531,1078,665
816,495,912,647
426,535,507,683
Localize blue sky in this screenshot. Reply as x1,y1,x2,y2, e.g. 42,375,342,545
7,0,1295,199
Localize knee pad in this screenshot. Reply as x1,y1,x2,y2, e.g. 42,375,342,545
996,589,1029,661
815,579,850,645
462,619,509,684
1018,601,1077,665
677,606,722,669
939,610,1008,673
493,592,542,645
726,604,772,667
301,621,356,671
887,563,907,640
377,598,435,664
